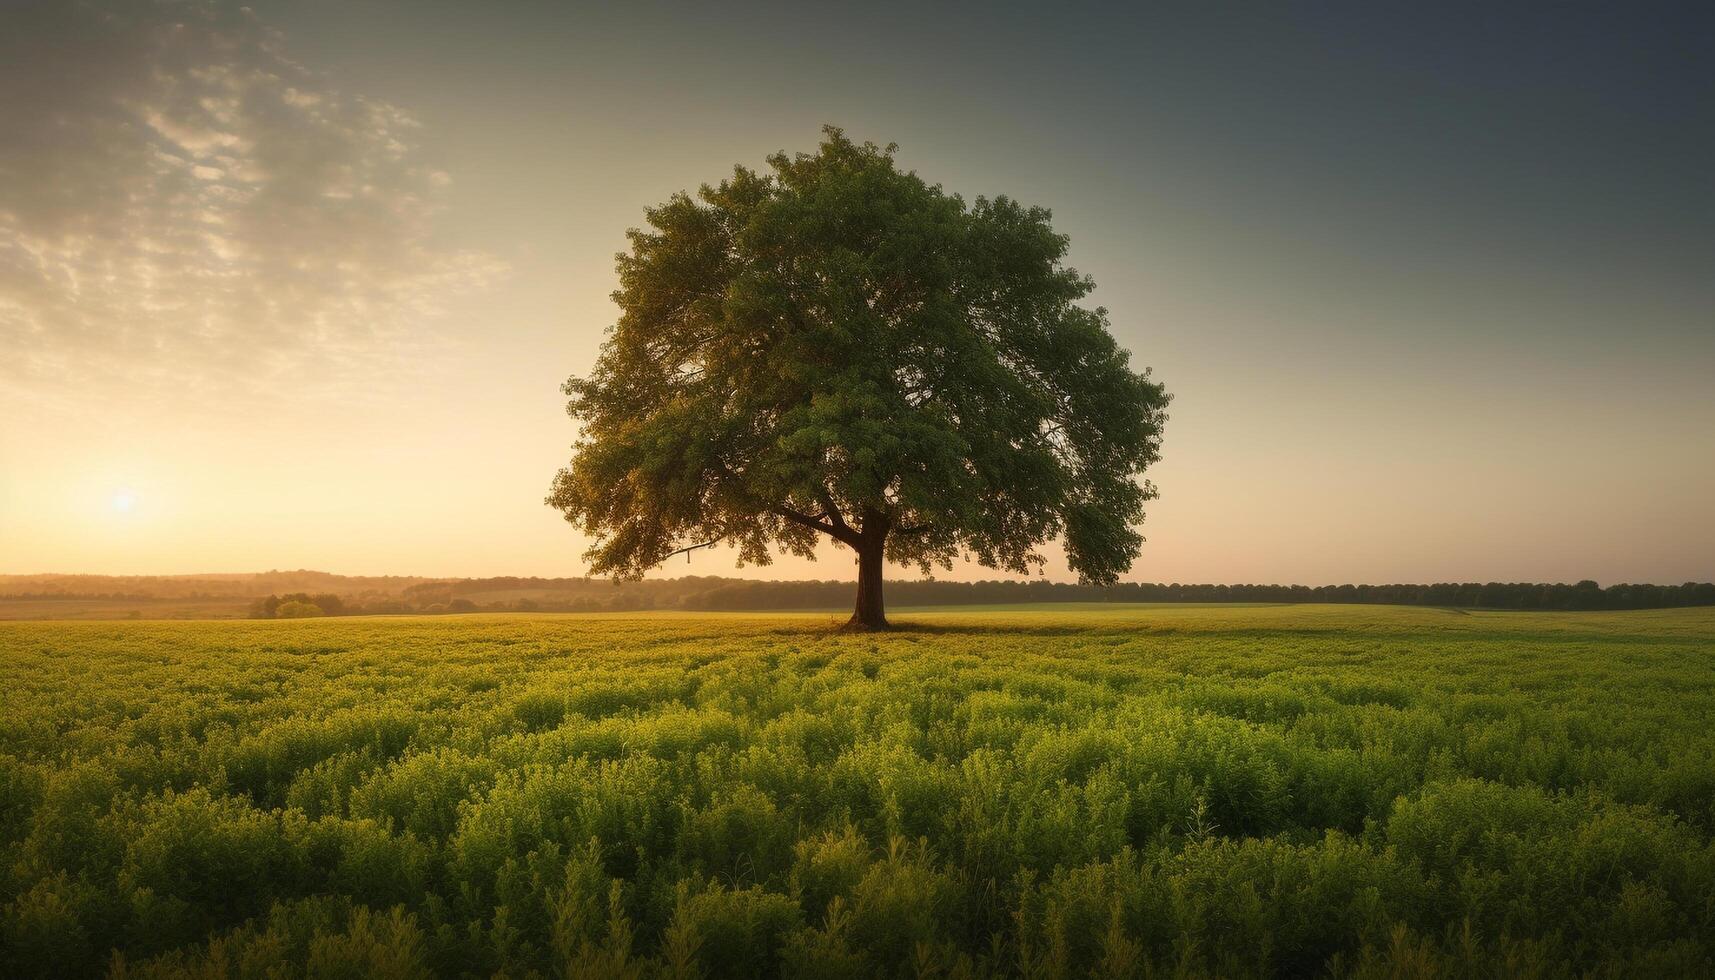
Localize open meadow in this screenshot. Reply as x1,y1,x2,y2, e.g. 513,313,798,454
3,605,1714,977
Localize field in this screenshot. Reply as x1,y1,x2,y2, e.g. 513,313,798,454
0,597,253,621
3,606,1714,978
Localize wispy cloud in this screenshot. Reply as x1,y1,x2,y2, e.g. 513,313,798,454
0,1,504,408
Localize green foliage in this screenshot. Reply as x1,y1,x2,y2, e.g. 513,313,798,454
275,601,325,619
250,593,345,619
2,605,1714,977
547,128,1170,623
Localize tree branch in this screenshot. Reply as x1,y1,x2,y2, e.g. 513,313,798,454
815,486,851,534
664,539,721,562
772,505,859,545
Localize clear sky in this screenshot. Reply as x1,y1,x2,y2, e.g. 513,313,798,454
2,0,1711,584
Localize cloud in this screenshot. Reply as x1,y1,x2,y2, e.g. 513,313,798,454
0,1,504,408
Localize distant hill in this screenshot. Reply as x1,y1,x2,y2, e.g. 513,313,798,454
0,570,438,599
0,570,448,620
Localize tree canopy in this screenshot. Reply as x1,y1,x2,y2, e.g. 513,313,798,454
548,128,1170,627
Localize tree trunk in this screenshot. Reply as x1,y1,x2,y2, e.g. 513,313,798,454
848,539,889,630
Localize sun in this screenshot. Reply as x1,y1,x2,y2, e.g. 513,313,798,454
111,490,137,513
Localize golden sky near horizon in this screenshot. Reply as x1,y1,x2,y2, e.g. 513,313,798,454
2,1,1712,585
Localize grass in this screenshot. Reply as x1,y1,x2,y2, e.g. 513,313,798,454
2,604,1713,977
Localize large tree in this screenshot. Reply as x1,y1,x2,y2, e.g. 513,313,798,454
548,129,1169,629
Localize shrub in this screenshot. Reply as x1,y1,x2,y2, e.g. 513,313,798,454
276,601,325,619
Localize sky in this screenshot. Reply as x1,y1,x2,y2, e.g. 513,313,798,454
2,0,1711,585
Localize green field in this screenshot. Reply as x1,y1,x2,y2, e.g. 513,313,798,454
3,606,1714,977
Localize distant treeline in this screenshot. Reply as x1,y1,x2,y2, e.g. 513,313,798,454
676,578,1715,611
239,576,1715,617
10,571,1712,616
